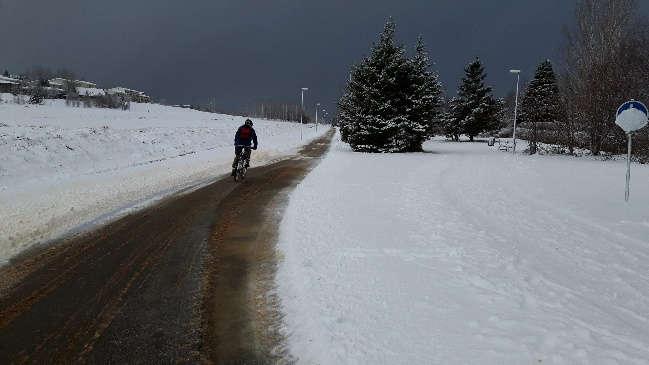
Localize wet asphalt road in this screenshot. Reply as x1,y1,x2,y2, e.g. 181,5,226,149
0,129,333,364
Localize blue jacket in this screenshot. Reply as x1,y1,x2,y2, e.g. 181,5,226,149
234,125,258,147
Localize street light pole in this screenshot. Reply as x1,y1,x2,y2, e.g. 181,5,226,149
510,69,521,154
315,102,320,133
301,87,308,140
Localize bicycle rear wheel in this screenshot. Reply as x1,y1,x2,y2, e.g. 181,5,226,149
238,166,247,181
234,157,247,182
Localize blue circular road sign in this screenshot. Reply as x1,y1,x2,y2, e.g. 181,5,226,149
616,100,649,132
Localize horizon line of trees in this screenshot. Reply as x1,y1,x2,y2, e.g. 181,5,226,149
338,0,649,161
182,101,316,123
244,102,314,124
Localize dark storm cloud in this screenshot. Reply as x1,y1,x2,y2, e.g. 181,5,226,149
1,1,648,114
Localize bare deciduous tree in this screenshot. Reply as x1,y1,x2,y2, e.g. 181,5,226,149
562,0,649,155
249,102,312,123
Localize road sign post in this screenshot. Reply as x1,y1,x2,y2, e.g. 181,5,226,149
626,133,632,202
615,100,648,202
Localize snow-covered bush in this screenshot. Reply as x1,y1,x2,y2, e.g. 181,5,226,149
29,86,45,105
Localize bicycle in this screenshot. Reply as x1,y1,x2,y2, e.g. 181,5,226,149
233,145,253,182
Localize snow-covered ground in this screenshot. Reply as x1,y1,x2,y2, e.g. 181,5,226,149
0,95,324,263
277,134,649,364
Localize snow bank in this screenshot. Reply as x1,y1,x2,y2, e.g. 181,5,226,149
277,134,649,364
0,97,325,263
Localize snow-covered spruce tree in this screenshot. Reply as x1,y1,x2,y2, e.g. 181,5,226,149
450,58,500,141
519,60,562,155
442,97,462,141
338,20,408,152
403,36,444,149
338,20,442,152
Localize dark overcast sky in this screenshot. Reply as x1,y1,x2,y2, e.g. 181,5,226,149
2,1,649,115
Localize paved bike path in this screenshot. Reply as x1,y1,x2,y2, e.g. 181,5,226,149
0,129,334,364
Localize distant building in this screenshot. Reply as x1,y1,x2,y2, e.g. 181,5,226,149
107,86,151,103
76,87,106,98
43,87,66,99
0,75,20,93
49,78,97,90
48,78,67,89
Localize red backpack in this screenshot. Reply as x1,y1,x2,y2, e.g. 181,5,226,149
240,126,252,139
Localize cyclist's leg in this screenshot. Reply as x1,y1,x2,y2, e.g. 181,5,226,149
233,146,242,168
244,148,251,168
232,146,242,176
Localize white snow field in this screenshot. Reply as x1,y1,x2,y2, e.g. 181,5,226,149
0,95,324,263
277,134,649,364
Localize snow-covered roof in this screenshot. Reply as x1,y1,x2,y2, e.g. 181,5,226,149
76,81,96,88
107,86,148,96
106,87,131,95
51,78,97,88
76,87,106,97
0,76,20,85
49,78,67,87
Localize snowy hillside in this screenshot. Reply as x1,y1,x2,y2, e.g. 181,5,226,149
0,96,324,263
277,134,649,364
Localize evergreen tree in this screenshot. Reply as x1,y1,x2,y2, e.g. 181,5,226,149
442,97,462,141
450,58,500,141
339,19,408,152
519,60,562,154
339,20,443,152
404,36,444,149
2,70,9,77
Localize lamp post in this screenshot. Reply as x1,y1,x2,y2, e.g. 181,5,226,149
510,69,521,154
301,87,308,140
315,102,320,132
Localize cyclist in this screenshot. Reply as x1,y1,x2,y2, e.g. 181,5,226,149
232,119,258,176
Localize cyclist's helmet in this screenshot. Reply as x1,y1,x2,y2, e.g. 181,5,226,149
245,119,253,127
